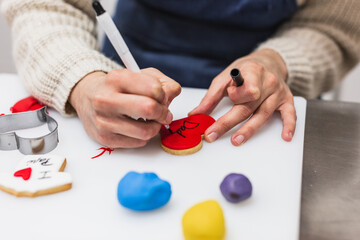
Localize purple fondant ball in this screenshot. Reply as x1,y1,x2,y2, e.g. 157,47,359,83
220,173,252,203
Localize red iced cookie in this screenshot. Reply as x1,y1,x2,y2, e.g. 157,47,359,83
160,114,215,155
11,96,45,113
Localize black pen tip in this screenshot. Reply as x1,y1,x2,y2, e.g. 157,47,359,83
92,1,106,16
230,68,240,78
230,68,244,87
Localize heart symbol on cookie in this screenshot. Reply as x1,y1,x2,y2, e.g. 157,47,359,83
160,114,215,155
14,167,32,181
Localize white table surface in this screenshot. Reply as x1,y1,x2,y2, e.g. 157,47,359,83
0,74,306,240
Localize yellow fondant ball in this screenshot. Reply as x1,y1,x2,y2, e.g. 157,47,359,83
182,200,226,240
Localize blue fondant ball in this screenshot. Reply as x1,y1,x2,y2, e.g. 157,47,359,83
117,171,172,211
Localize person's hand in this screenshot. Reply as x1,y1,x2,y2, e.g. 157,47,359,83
189,49,296,146
69,68,181,148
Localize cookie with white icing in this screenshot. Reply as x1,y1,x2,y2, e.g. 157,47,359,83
0,155,72,197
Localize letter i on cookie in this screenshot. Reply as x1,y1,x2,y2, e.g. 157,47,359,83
0,155,72,197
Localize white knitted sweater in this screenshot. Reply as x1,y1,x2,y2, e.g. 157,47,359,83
1,0,360,115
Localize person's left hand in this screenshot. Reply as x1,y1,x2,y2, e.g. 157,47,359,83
189,49,297,146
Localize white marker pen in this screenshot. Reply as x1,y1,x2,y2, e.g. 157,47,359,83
92,1,140,73
92,1,170,129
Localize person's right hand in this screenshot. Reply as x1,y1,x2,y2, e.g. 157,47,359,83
69,68,181,148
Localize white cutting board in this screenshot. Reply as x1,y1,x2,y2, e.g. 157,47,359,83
0,74,306,240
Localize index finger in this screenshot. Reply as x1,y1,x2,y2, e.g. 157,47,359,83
188,72,231,116
107,69,166,104
141,68,182,106
227,63,264,104
204,102,258,142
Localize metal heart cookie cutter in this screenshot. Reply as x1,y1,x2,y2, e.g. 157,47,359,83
0,107,58,155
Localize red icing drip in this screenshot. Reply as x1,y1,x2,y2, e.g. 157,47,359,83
14,167,32,181
11,96,45,113
91,147,114,159
160,114,215,150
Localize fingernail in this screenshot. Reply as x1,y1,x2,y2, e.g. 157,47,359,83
288,131,293,140
234,135,245,146
166,112,173,123
207,132,218,142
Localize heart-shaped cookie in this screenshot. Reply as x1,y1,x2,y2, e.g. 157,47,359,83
11,96,45,113
160,114,215,155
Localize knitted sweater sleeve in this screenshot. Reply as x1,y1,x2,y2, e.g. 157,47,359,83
257,0,360,99
0,0,121,115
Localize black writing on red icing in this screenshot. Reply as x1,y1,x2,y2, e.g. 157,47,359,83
26,157,53,167
168,121,200,138
38,171,51,180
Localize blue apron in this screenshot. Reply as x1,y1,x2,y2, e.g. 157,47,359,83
102,0,298,88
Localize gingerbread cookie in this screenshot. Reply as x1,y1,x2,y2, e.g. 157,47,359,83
0,155,72,197
160,114,215,155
